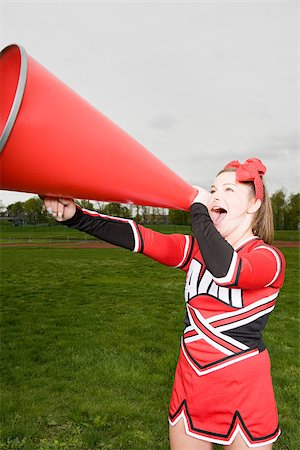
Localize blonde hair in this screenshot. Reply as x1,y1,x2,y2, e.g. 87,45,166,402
218,168,274,244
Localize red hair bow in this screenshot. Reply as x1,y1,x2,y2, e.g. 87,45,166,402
224,158,266,201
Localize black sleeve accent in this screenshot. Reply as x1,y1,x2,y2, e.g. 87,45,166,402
136,225,144,254
181,237,195,270
62,206,136,251
190,203,235,278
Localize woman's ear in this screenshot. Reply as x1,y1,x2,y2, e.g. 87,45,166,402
248,198,262,214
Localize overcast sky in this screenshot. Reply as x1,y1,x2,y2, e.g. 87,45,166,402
0,0,298,206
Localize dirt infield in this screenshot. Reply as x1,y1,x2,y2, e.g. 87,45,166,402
0,240,298,249
273,241,299,248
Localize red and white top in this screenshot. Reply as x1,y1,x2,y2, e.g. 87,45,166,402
64,203,285,375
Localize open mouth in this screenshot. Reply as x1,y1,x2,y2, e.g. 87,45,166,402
211,207,227,225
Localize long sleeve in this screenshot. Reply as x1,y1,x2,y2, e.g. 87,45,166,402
63,206,194,269
190,203,285,289
63,205,140,251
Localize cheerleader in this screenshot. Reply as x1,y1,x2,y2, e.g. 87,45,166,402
44,158,285,449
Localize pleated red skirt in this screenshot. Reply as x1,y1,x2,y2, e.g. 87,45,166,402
169,349,280,447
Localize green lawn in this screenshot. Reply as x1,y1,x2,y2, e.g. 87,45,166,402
0,222,298,244
0,223,89,243
0,223,195,244
0,247,299,449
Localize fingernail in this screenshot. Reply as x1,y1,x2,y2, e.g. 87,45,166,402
41,205,46,212
52,212,57,217
47,207,52,214
58,212,63,219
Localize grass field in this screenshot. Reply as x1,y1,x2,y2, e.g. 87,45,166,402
0,246,299,449
0,223,299,244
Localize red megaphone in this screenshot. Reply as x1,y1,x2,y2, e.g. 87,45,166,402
0,44,197,210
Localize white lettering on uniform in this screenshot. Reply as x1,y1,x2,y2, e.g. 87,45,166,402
185,259,243,308
185,259,202,301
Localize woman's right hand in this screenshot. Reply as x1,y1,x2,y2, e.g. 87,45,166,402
43,197,76,222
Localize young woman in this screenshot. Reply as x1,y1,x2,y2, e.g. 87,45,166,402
44,158,285,449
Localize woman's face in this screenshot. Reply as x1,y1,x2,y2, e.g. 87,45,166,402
208,171,257,240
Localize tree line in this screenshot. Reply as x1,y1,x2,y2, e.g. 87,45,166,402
0,188,299,229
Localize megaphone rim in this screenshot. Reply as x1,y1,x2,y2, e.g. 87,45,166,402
0,43,28,153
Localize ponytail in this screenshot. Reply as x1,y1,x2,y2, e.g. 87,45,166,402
252,182,274,244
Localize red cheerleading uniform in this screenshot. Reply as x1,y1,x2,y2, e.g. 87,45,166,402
63,202,285,448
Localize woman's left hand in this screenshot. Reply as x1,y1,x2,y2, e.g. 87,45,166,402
192,186,212,208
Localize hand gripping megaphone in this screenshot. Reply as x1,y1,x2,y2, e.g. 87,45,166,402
0,44,197,210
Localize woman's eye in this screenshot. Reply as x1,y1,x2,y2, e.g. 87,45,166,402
210,189,216,194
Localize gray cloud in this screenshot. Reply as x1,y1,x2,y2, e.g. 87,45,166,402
149,116,178,131
261,134,299,155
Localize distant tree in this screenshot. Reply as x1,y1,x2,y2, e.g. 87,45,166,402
6,201,26,225
6,197,49,225
159,208,169,225
150,207,160,224
93,201,103,212
270,189,286,230
23,197,46,224
0,200,6,216
148,207,168,224
128,204,135,219
76,199,95,211
141,206,151,224
168,209,190,225
102,202,131,218
135,205,142,223
285,193,300,230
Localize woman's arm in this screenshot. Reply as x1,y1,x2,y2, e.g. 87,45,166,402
44,197,140,250
44,197,194,269
190,202,285,289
